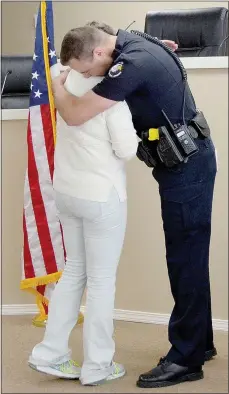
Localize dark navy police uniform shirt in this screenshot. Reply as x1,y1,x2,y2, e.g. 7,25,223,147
93,30,197,133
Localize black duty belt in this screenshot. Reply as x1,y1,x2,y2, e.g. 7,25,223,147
137,111,211,168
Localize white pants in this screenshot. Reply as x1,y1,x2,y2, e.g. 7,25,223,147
31,187,127,384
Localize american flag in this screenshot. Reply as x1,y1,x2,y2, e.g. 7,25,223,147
21,1,65,323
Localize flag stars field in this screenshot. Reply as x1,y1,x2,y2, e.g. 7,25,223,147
34,90,43,98
49,49,56,58
32,71,39,80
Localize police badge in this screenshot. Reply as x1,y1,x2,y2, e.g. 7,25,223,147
108,62,124,78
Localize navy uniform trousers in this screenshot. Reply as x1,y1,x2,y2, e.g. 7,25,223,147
153,137,217,367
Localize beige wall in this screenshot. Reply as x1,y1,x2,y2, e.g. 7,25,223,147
2,120,30,305
2,2,228,320
2,1,228,55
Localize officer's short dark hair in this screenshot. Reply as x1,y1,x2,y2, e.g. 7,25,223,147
85,21,116,35
60,26,110,65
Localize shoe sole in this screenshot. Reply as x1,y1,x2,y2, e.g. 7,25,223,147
28,362,80,380
136,371,204,388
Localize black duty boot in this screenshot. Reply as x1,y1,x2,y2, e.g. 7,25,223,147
205,346,217,361
158,345,217,366
137,359,203,388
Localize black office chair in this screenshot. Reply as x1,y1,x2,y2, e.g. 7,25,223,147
1,56,33,109
144,7,228,57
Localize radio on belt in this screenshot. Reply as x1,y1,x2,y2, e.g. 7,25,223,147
174,125,199,156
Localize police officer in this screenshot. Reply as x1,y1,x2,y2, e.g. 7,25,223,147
52,25,217,388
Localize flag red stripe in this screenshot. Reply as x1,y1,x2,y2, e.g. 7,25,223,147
27,114,58,275
40,105,66,261
40,104,55,180
23,212,36,278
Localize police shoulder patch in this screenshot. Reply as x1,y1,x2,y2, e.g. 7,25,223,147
108,62,124,78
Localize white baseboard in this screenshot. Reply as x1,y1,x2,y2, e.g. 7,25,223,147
2,304,228,332
2,304,39,316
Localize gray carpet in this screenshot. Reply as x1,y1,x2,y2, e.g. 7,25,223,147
2,316,228,393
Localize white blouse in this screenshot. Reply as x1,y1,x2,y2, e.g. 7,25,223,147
53,69,138,202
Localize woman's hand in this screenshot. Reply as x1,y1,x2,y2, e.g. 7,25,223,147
52,69,70,93
161,40,178,51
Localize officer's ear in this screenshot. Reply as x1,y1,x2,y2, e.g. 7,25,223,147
93,47,106,59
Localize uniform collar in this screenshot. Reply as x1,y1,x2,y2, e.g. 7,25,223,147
112,29,127,60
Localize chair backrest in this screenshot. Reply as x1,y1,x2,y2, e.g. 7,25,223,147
144,7,228,57
1,55,33,109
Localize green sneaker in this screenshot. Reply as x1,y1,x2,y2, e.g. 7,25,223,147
86,362,126,386
28,358,81,379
